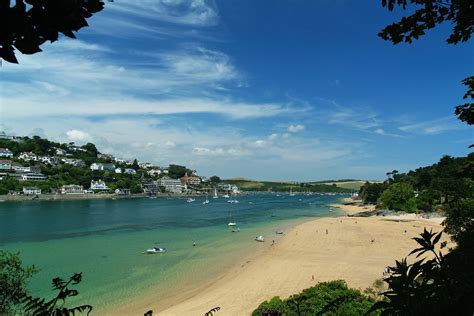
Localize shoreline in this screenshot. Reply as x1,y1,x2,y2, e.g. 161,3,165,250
109,198,450,315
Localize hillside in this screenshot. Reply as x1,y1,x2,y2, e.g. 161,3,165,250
224,179,353,193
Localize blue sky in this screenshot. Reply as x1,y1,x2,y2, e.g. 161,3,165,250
1,0,473,181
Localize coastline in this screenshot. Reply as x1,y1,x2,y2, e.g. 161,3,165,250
109,198,450,315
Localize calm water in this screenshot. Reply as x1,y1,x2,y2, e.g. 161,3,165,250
0,193,344,312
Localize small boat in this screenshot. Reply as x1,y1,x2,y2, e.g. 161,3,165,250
255,235,265,242
213,188,219,199
228,212,237,227
187,198,195,203
203,199,209,205
276,230,284,234
222,194,230,198
289,188,296,197
146,247,166,254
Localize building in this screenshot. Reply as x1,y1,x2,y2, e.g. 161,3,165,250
124,168,137,175
19,152,38,161
0,148,13,158
139,162,152,169
22,187,41,195
90,180,108,190
60,185,85,194
61,158,85,167
90,163,115,171
40,156,56,165
147,168,162,176
20,173,47,181
12,164,31,172
115,167,122,174
55,148,67,156
115,188,131,195
0,160,12,170
142,179,160,194
160,176,183,193
180,172,201,186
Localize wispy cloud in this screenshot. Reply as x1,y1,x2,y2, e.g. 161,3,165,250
287,124,305,133
399,117,465,135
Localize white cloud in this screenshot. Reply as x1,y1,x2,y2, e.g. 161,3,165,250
399,117,464,135
108,0,219,26
287,124,305,133
66,130,92,143
164,141,176,148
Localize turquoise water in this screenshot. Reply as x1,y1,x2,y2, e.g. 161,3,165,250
0,193,343,312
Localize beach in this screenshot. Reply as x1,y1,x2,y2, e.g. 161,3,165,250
111,201,450,315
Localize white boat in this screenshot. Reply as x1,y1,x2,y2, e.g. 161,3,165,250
255,235,265,242
187,198,195,203
203,199,209,205
228,212,237,227
289,188,296,197
146,247,166,254
213,188,219,199
276,230,284,234
222,194,230,198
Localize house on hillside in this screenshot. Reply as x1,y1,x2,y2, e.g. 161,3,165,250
12,164,31,172
20,173,47,181
90,163,115,171
0,148,13,158
124,168,137,175
0,160,12,170
55,148,67,156
147,168,162,176
115,167,122,174
180,172,201,186
19,152,38,161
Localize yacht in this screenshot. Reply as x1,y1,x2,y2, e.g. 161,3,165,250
213,188,219,199
146,247,166,254
255,235,265,242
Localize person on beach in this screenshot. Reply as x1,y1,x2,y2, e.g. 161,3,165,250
326,229,328,235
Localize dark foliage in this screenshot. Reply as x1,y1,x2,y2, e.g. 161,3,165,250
455,76,474,125
18,272,93,316
0,0,107,64
0,251,38,315
368,228,474,315
359,182,388,204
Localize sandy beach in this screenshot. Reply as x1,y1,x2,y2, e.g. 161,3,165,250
111,201,450,316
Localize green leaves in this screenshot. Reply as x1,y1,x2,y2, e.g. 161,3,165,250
18,272,92,316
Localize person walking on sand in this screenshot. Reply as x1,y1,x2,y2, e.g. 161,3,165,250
272,240,275,246
326,229,328,235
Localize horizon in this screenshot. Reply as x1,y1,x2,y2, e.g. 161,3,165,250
2,1,473,181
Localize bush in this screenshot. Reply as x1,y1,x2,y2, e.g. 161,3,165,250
377,182,417,212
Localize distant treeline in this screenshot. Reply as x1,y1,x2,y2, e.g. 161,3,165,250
225,179,354,193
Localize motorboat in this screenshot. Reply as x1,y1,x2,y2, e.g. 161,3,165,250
255,235,265,242
146,247,166,254
202,199,209,204
222,194,230,198
228,222,237,227
276,230,284,234
187,198,195,203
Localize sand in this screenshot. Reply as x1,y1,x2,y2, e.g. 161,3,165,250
114,203,450,316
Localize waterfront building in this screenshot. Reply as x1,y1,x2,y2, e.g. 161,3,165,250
22,187,41,195
90,180,108,190
160,176,183,193
180,172,201,186
60,185,85,194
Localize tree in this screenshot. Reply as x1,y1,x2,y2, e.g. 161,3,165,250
0,251,37,315
131,159,140,171
168,164,189,179
209,176,221,183
377,182,417,212
379,0,474,127
0,0,106,63
359,181,388,204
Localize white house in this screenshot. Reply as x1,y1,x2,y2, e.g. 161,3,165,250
0,160,12,170
19,152,38,161
139,162,152,169
60,185,85,194
90,163,115,171
21,173,47,181
124,168,137,175
22,187,41,195
12,164,31,172
0,148,13,158
55,148,67,156
147,168,162,176
115,167,122,174
90,180,108,190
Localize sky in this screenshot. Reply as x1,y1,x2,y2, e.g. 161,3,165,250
1,0,473,181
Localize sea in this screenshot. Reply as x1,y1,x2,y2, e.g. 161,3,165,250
0,193,344,313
